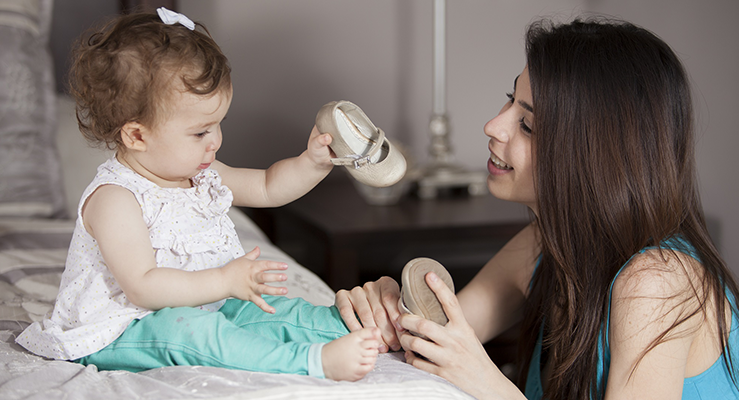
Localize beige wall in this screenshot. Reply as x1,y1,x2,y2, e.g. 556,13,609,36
181,0,738,276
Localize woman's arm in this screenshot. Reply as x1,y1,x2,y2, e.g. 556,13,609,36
213,126,334,208
457,222,540,342
84,185,288,312
605,250,709,399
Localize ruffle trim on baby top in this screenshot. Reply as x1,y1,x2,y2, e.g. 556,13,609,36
136,169,233,219
138,169,238,257
189,170,234,218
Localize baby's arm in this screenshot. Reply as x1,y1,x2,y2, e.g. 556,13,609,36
214,126,334,208
83,185,288,312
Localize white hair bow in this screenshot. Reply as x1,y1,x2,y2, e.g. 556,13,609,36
157,7,195,31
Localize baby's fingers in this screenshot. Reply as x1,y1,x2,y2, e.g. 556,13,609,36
250,260,288,275
259,283,288,296
251,295,276,314
243,246,261,260
253,264,288,295
259,270,288,284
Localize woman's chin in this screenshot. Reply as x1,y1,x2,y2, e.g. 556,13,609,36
486,176,536,211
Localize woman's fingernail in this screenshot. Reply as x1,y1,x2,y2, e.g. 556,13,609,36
379,343,388,353
428,272,438,282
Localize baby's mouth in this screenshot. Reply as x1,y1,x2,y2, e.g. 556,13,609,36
490,153,512,170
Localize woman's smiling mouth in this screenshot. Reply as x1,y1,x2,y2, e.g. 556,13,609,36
489,153,512,170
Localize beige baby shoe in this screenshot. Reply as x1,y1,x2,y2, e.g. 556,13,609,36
398,257,455,338
315,100,406,187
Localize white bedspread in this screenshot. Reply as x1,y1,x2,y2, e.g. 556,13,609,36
0,211,473,400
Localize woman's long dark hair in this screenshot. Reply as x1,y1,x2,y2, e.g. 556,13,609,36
517,17,739,399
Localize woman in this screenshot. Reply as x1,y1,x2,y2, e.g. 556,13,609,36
335,17,739,400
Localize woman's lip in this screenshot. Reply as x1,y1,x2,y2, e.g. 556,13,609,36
487,158,510,176
489,150,512,169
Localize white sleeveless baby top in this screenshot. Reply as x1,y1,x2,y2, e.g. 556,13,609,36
16,156,245,360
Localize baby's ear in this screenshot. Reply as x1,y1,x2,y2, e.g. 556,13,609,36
120,121,148,151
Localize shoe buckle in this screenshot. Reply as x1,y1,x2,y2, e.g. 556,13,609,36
348,154,371,169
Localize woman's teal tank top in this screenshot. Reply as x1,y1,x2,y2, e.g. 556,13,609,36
524,236,739,399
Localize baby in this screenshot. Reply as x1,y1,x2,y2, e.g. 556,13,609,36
16,8,379,381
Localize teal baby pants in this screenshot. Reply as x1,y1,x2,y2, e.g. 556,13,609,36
75,296,349,377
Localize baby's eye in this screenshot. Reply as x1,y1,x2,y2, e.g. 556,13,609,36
195,131,209,138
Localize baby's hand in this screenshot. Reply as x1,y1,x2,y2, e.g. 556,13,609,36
305,125,334,167
224,247,289,313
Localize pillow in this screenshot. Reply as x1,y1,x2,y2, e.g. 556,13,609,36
0,0,67,219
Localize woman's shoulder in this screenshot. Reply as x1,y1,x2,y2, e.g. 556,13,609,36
609,243,709,356
613,245,704,303
607,240,733,392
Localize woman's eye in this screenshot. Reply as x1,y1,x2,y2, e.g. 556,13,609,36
519,117,532,134
506,91,532,134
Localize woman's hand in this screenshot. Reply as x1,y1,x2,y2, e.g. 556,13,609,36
399,272,525,400
223,246,289,314
335,276,404,353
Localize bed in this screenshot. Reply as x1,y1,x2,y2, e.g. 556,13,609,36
0,207,473,400
0,2,473,398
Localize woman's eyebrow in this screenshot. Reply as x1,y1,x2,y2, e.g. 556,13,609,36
512,75,534,113
519,99,534,113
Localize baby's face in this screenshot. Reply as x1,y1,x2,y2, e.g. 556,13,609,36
136,88,232,188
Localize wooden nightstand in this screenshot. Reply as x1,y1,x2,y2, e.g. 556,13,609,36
246,174,530,292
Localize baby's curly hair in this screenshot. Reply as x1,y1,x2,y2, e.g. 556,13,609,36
69,11,231,150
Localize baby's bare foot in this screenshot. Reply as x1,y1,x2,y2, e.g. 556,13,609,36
322,327,381,381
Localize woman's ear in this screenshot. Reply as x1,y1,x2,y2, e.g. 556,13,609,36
120,121,148,151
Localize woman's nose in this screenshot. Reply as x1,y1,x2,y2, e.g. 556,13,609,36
484,106,512,143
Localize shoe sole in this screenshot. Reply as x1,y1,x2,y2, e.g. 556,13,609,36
399,258,455,327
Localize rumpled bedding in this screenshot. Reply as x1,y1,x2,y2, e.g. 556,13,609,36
0,210,473,400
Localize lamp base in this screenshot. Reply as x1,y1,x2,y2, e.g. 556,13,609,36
415,163,488,199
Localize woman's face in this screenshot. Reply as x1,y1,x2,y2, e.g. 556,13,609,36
484,66,537,213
